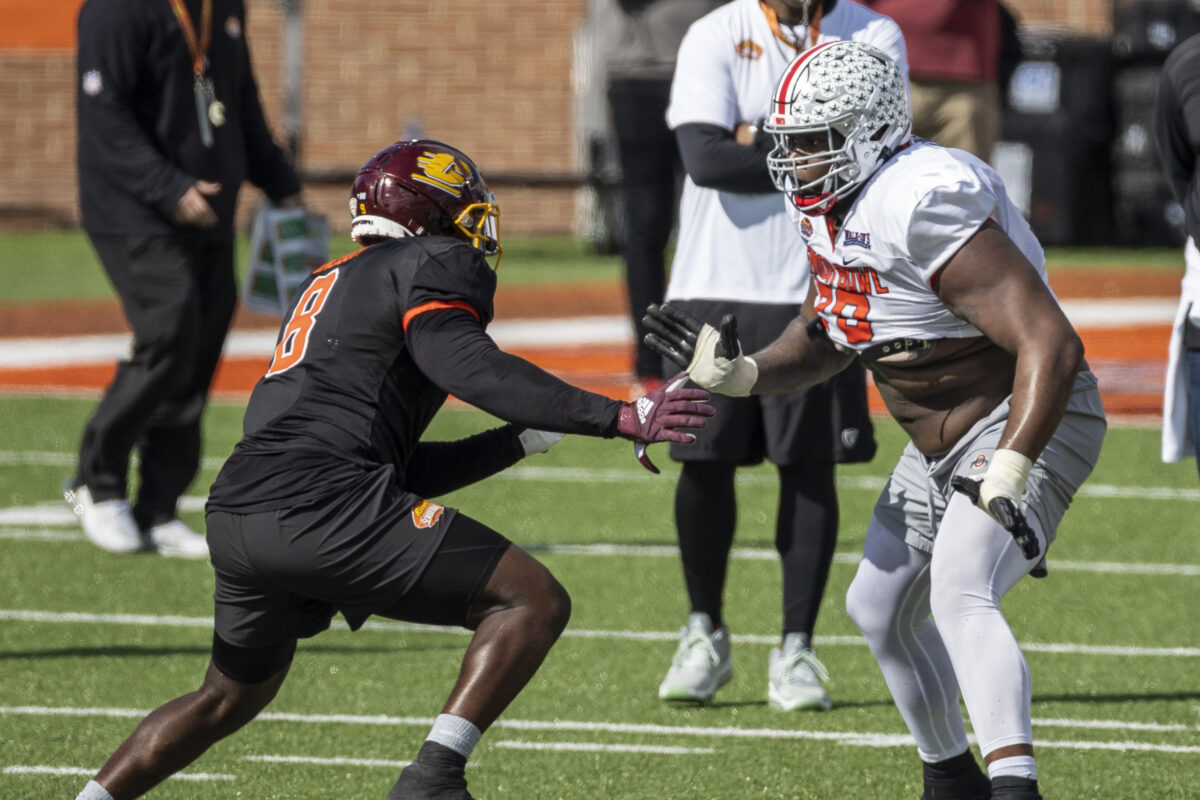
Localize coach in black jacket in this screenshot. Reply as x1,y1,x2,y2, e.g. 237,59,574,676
68,0,302,558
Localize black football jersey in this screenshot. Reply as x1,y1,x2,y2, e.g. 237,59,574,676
207,236,620,512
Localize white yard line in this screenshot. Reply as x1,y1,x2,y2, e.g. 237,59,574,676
1,608,1198,658
3,450,1200,501
243,754,410,768
5,525,1198,577
1,705,1196,755
493,741,715,755
2,764,234,781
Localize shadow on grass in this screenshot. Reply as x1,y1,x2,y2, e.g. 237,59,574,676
1034,690,1200,705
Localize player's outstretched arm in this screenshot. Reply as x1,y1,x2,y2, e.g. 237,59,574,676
405,307,714,454
643,302,852,396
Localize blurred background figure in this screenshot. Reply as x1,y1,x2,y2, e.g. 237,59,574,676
653,0,902,713
1154,30,1200,479
599,0,722,393
862,0,1018,163
66,0,303,559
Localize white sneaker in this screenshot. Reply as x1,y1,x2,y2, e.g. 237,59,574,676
658,612,732,703
768,632,832,711
64,484,144,554
147,519,209,559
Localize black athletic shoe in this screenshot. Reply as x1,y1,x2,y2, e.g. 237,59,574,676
920,751,991,799
387,742,474,800
990,776,1042,800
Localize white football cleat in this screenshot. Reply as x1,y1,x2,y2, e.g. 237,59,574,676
768,632,832,711
64,484,144,554
658,612,732,703
147,519,209,559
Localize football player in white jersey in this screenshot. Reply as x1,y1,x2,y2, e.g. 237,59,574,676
646,41,1105,800
654,0,907,714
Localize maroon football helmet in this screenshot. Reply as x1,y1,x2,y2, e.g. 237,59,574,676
349,139,501,260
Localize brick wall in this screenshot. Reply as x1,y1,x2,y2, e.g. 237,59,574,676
0,0,1130,235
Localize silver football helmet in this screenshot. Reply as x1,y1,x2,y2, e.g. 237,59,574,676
764,40,911,216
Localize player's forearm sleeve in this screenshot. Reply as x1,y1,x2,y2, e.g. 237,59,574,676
675,123,776,194
407,310,624,437
404,426,525,497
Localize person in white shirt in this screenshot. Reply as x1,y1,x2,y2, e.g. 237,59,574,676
654,0,905,714
647,41,1104,800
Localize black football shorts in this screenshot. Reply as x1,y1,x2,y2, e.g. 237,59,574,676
206,465,511,653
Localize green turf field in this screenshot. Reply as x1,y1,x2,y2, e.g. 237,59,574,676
0,231,623,304
0,395,1197,799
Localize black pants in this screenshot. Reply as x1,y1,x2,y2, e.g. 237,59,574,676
607,78,680,379
77,233,237,529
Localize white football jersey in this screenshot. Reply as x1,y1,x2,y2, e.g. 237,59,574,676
795,138,1049,350
665,0,907,304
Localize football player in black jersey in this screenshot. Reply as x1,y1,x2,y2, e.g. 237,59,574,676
72,139,714,800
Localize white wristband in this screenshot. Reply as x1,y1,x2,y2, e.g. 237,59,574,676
979,448,1033,512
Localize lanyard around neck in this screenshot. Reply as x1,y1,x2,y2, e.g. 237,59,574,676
169,0,212,76
761,1,824,52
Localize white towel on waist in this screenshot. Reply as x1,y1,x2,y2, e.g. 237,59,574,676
1162,237,1200,462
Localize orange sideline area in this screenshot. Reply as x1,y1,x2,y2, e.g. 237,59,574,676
0,270,1179,422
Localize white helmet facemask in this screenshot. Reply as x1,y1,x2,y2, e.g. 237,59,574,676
764,40,911,216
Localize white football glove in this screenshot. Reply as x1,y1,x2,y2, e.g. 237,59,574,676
644,304,758,397
517,428,565,456
688,323,758,397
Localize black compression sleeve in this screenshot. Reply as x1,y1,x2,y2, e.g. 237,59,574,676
406,309,623,437
675,122,776,194
404,425,525,497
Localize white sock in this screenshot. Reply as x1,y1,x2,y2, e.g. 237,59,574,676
76,780,114,800
988,755,1037,780
427,713,482,759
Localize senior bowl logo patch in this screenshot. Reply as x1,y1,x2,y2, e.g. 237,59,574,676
411,499,445,529
800,218,813,239
970,453,989,470
735,39,763,60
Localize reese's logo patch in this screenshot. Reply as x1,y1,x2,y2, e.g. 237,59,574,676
735,39,763,60
411,499,445,529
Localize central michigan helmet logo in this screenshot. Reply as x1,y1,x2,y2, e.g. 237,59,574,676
412,152,469,197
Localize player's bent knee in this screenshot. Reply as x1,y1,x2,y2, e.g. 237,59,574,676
539,574,572,638
476,546,571,634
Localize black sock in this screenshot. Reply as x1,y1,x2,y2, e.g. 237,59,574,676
922,750,990,799
991,776,1041,799
414,740,467,774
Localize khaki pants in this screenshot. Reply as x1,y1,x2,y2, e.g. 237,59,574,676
910,79,1001,164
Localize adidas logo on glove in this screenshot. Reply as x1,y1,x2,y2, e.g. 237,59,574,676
636,395,655,424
